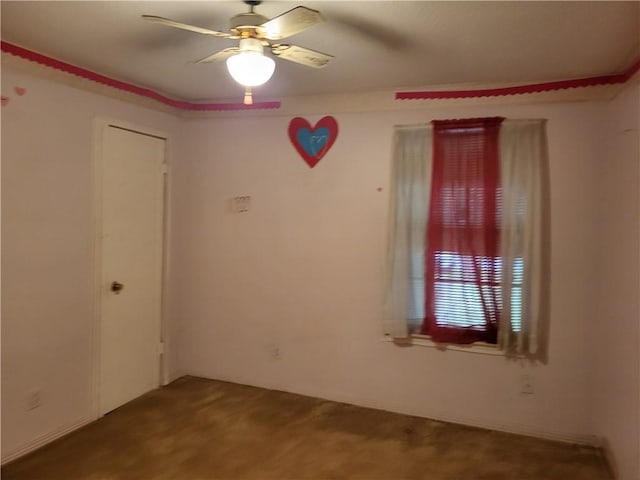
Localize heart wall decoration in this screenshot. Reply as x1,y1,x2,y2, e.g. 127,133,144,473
288,116,338,168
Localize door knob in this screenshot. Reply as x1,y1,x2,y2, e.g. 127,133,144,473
110,281,124,294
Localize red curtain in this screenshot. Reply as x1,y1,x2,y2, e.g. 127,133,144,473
420,117,504,344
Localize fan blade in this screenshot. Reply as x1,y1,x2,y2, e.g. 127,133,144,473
271,44,332,69
142,15,232,39
259,6,324,40
195,47,239,64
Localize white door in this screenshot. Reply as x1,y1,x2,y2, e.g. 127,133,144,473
99,125,166,415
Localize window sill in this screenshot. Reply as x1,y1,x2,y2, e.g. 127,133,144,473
384,334,503,356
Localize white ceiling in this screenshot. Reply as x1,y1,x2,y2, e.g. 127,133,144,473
2,1,639,103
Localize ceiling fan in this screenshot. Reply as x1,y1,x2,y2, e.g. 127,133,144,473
142,0,333,104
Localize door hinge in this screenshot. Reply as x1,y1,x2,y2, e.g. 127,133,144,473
158,342,165,355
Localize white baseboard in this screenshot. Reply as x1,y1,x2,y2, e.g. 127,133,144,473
433,416,599,446
2,377,605,469
598,436,618,479
182,372,602,447
334,399,601,447
395,408,601,447
1,416,95,465
166,369,188,384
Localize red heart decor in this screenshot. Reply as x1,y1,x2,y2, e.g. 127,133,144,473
288,116,338,168
1,96,9,107
14,86,26,96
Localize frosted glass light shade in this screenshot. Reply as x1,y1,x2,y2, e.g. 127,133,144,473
226,52,275,87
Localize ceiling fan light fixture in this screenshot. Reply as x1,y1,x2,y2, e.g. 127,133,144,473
143,4,332,99
226,38,275,87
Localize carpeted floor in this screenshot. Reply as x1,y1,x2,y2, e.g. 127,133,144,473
2,376,611,479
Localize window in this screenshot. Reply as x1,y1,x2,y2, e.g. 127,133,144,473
410,253,523,333
384,118,549,360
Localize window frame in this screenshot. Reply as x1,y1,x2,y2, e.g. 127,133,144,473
383,333,503,355
384,119,549,360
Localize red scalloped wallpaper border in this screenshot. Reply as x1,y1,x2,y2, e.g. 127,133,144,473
1,41,281,111
396,58,640,100
3,40,639,107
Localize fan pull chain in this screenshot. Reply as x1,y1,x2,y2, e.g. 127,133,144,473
243,87,253,105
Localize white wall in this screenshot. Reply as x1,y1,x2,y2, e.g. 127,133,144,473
169,100,606,444
593,82,640,480
1,68,181,460
4,63,637,472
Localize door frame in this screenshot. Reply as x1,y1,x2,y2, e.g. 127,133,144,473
91,117,172,418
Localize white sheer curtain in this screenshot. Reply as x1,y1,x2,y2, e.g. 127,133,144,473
383,126,432,339
384,119,549,360
499,119,549,360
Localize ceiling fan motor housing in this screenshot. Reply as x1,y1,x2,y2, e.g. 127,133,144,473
230,12,268,37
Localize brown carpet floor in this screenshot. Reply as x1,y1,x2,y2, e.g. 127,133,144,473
2,376,610,480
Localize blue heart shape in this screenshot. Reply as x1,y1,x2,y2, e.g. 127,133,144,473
297,127,330,157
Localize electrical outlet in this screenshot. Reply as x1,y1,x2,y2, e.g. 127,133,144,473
520,375,534,395
27,390,42,410
232,196,251,213
270,346,281,360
